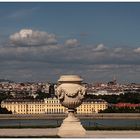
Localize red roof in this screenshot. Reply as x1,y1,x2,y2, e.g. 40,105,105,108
114,103,140,107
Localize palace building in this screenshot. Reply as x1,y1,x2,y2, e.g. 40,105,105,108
44,97,67,114
77,98,108,114
1,97,108,114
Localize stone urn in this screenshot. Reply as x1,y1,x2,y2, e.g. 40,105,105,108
56,75,87,137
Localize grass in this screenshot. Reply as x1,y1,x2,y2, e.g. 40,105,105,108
0,125,60,129
0,135,60,138
85,126,140,130
0,125,140,131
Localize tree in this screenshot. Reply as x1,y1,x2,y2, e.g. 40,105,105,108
86,92,140,104
0,107,12,114
35,90,51,99
49,84,55,96
0,93,9,103
99,106,140,113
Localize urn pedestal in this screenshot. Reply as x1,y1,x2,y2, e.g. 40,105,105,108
56,75,87,138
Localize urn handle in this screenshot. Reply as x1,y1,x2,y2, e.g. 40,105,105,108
78,87,86,100
56,87,65,101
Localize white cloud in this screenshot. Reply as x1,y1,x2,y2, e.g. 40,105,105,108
0,28,140,82
114,47,122,53
10,29,57,46
133,47,140,53
93,44,107,52
8,7,39,19
65,39,80,47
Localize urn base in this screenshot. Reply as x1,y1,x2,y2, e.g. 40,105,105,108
57,111,86,138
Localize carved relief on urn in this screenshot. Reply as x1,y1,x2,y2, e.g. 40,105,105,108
56,75,86,110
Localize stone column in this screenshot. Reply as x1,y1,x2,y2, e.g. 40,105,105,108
56,75,87,138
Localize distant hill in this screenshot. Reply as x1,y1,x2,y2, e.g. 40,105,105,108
0,79,14,83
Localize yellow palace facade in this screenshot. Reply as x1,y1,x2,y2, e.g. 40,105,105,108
1,97,108,114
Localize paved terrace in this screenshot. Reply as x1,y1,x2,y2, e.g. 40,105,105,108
0,129,140,138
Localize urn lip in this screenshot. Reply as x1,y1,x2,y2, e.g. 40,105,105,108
58,75,83,82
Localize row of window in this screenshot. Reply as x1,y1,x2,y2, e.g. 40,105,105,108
45,100,59,104
6,102,44,104
80,104,107,107
46,108,64,112
5,105,44,108
5,106,107,112
46,105,62,107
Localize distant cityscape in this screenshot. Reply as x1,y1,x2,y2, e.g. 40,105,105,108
0,78,140,114
0,78,140,96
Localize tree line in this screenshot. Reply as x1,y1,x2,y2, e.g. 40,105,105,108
86,92,140,104
99,106,140,113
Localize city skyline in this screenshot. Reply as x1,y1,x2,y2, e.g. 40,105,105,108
0,2,140,83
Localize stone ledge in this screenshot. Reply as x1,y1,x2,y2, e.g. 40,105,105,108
0,129,140,138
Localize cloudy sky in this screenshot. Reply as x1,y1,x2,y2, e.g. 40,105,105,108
0,2,140,83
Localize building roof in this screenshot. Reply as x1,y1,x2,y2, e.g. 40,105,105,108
2,98,44,103
83,98,107,103
113,103,140,107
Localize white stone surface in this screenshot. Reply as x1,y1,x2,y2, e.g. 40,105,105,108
56,75,86,137
0,129,140,138
58,113,86,137
58,121,86,137
0,128,58,137
58,75,83,82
